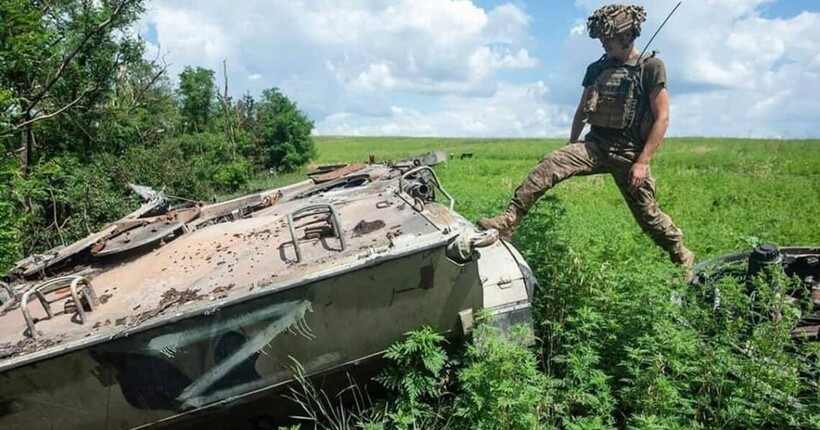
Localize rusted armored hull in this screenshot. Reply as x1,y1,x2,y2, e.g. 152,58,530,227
692,244,820,340
0,161,534,429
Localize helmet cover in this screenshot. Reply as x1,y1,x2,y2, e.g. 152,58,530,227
587,4,647,39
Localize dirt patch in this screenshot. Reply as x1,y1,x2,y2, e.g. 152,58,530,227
0,336,64,359
98,293,112,304
93,319,112,329
352,219,386,237
158,288,203,308
386,224,403,241
0,343,13,359
128,288,204,327
211,283,235,299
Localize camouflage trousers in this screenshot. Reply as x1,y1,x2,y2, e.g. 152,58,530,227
511,141,684,254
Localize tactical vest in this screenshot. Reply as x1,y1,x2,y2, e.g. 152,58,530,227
583,53,654,131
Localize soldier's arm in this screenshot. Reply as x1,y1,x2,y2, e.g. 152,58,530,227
569,86,592,143
636,86,670,165
628,86,669,188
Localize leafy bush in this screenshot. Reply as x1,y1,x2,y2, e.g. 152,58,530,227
375,326,451,427
2,134,253,259
9,155,137,255
371,324,554,430
0,160,22,271
212,160,252,193
253,88,316,172
676,269,820,429
276,137,819,429
455,325,553,430
114,132,252,199
512,197,820,429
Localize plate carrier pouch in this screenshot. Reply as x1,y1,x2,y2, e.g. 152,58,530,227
583,52,656,130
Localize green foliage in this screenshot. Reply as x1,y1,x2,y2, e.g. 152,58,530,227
302,137,819,429
151,132,251,194
177,66,217,133
677,269,819,428
455,325,553,430
8,154,136,255
1,0,147,154
2,131,255,260
96,60,180,153
253,88,316,172
0,198,18,271
369,324,555,430
0,1,319,266
376,327,450,427
212,160,253,193
0,160,22,271
109,144,206,200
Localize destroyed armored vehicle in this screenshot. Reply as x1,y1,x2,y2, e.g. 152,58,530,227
0,155,535,429
692,244,820,341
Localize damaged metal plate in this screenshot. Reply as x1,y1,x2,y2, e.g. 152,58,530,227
693,244,820,341
309,162,367,184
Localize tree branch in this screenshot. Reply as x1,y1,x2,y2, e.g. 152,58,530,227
218,59,236,158
40,1,54,15
16,33,123,132
14,83,100,129
21,0,138,120
48,188,66,246
129,61,168,112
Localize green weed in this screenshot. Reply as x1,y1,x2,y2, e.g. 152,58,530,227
294,137,820,429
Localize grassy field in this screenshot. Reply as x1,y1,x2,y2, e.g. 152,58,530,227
308,137,820,261
261,137,820,428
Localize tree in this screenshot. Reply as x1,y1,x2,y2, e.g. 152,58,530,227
0,158,21,271
0,0,155,266
177,66,216,133
97,56,178,152
236,93,257,131
0,3,317,264
0,0,147,169
253,88,316,172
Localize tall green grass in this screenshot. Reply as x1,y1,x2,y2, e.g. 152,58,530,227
312,137,820,259
274,137,819,429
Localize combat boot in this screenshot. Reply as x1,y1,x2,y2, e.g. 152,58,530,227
476,205,524,241
669,244,696,283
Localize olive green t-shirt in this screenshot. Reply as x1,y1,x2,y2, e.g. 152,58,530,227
581,55,667,152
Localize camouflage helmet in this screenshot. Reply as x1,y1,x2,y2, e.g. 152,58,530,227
587,4,647,39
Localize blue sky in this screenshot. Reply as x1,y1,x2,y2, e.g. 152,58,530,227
140,0,819,138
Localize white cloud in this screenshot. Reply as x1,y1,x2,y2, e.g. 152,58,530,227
140,1,820,138
317,81,568,137
142,0,537,119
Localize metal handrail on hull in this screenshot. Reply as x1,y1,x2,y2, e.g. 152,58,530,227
286,204,346,263
20,276,99,338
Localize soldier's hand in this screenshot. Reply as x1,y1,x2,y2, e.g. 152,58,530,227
629,161,649,188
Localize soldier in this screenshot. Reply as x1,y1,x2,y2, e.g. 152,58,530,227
477,4,695,271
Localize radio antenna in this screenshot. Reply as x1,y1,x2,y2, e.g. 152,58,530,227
639,1,682,59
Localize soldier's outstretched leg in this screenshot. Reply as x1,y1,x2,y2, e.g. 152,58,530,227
477,142,605,239
608,152,695,273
